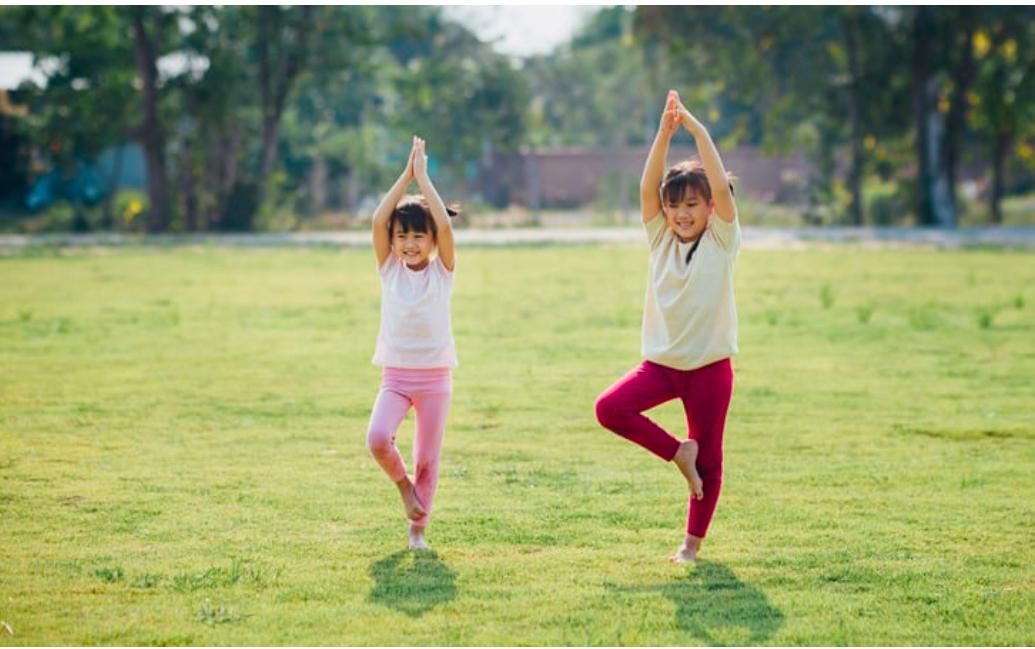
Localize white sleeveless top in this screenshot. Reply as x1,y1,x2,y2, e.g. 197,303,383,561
641,212,740,371
373,255,458,369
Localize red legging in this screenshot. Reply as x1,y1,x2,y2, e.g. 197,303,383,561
595,358,733,538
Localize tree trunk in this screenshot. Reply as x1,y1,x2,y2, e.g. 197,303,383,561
990,131,1009,224
179,131,197,231
310,154,327,218
523,146,541,215
255,6,315,200
911,7,956,228
213,127,241,228
842,11,864,226
131,9,169,233
945,9,977,209
479,135,497,207
344,170,360,220
101,143,124,228
260,114,280,187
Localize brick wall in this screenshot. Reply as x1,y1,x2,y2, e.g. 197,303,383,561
486,146,816,208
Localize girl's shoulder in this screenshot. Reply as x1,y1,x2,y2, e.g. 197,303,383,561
378,254,400,276
706,216,740,254
432,255,456,278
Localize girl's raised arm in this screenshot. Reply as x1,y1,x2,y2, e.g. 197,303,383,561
412,137,455,272
641,90,681,223
676,99,738,224
371,138,417,268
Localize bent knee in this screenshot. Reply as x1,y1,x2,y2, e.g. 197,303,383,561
366,432,395,456
595,394,623,429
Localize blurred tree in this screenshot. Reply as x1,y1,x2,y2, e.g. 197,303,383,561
127,6,178,232
636,6,848,220
3,6,139,229
248,6,318,200
970,8,1035,222
278,6,382,218
526,7,656,149
155,6,255,231
386,6,529,205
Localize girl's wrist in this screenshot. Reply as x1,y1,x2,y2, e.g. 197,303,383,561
684,119,707,138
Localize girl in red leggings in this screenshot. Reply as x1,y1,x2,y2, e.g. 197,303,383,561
595,89,740,563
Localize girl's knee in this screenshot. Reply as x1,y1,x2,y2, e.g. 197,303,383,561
594,393,622,428
366,430,395,456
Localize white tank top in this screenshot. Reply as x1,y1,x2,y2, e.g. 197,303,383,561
372,255,458,369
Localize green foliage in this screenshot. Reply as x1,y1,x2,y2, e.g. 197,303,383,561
3,5,1035,230
525,8,657,149
93,567,125,583
865,180,912,226
855,303,874,324
819,283,836,309
29,201,76,233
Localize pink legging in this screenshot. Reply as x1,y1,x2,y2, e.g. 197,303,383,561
595,358,733,538
367,367,451,528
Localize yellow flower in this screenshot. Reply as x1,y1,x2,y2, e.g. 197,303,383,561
123,199,143,223
973,31,991,58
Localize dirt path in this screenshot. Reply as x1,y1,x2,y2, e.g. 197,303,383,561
2,226,1034,251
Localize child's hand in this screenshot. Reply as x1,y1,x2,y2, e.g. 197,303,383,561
658,89,680,139
412,136,428,182
674,95,706,135
401,136,419,181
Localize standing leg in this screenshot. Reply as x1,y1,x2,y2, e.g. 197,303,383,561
408,390,451,549
674,359,734,561
367,388,425,520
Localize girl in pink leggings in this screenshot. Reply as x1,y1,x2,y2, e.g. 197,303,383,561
367,136,458,551
596,90,740,563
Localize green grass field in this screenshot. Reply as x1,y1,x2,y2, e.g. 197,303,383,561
2,243,1034,645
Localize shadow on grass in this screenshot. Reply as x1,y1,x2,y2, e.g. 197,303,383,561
610,561,783,645
367,550,457,617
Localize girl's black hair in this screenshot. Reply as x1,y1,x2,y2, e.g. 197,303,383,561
661,160,736,207
661,160,735,265
387,195,459,239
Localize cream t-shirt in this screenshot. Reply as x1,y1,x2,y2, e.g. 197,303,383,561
372,255,458,369
641,212,740,371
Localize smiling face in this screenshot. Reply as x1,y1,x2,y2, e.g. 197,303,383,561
389,197,438,270
391,223,435,270
663,187,713,243
661,161,715,243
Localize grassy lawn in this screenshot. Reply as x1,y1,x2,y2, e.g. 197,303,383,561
1,243,1033,645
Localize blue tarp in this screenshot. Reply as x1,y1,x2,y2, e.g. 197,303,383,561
26,163,107,210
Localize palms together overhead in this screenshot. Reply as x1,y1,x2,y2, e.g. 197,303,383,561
660,89,704,139
410,136,428,181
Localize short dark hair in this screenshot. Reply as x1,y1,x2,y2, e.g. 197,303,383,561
661,160,735,206
387,195,459,239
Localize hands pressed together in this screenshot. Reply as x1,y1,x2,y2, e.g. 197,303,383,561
658,89,705,139
403,135,429,183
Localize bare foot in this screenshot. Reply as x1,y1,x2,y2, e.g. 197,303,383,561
408,524,430,551
669,534,702,564
395,477,426,520
672,440,704,500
